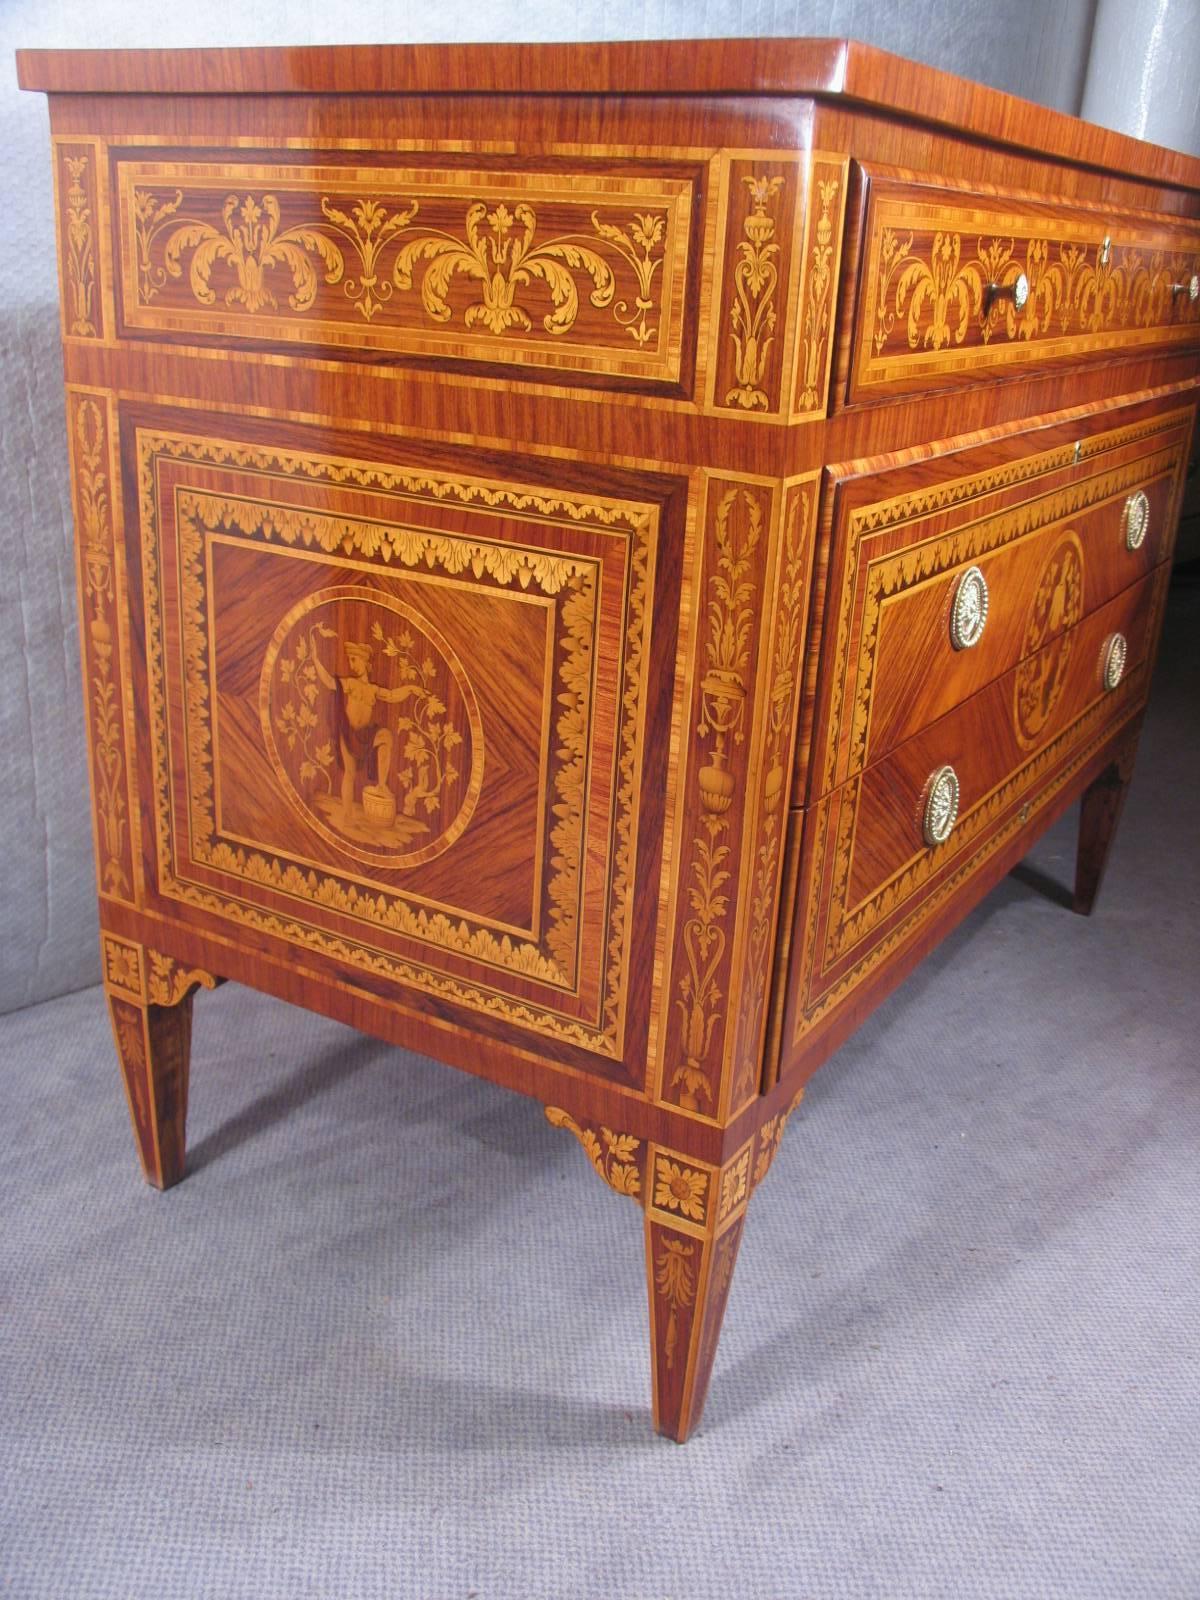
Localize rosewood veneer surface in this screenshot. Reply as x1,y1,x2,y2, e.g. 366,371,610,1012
18,37,1200,1440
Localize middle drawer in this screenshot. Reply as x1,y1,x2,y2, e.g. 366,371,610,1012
802,398,1193,804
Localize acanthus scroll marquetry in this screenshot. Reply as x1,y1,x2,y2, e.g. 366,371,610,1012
852,168,1200,401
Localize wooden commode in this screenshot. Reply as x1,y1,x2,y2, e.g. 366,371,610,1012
18,38,1200,1440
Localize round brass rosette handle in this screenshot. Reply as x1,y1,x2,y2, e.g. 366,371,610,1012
1101,632,1128,692
950,565,989,650
1170,273,1199,302
1122,489,1150,552
922,763,960,848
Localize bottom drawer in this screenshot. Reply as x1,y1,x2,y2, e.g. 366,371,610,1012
784,563,1169,1049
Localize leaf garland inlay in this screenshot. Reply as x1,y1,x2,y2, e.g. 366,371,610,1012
63,154,97,337
544,1109,642,1197
655,1238,697,1371
146,950,218,1008
74,399,130,899
733,486,811,1108
870,218,1200,364
671,486,764,1111
797,176,841,410
725,175,785,410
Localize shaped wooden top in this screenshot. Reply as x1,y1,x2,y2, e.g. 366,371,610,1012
15,38,1200,192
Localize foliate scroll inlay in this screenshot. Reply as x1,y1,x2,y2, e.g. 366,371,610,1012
724,176,785,411
118,161,693,384
62,152,99,338
545,1109,642,1198
670,485,765,1112
858,181,1200,395
1013,533,1085,749
146,950,218,1008
70,395,133,901
794,160,847,416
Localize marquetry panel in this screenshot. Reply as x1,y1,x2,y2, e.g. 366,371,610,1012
791,153,850,420
113,155,698,386
788,562,1170,1043
54,140,104,340
131,409,671,1070
67,389,137,903
709,156,804,416
725,475,821,1115
850,167,1200,403
806,405,1195,802
655,472,820,1119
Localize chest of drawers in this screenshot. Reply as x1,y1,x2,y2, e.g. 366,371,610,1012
18,38,1200,1441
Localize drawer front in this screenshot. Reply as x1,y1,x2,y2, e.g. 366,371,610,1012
848,166,1200,406
117,397,685,1081
789,561,1168,1040
806,402,1193,801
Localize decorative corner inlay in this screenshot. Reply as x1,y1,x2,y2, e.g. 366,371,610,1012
145,950,218,1008
102,933,144,1002
724,175,786,411
794,157,848,417
668,482,768,1113
730,480,818,1112
652,1155,710,1223
545,1108,642,1198
70,393,134,902
753,1087,805,1187
61,150,99,338
653,1238,697,1370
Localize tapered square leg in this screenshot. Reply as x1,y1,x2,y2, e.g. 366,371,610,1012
547,1090,804,1441
101,935,218,1189
646,1198,748,1442
1074,735,1140,917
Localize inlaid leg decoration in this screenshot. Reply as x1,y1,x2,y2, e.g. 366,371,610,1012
1073,735,1140,917
101,935,219,1189
547,1088,803,1441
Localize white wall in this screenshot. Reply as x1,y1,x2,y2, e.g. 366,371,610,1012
0,0,1190,1012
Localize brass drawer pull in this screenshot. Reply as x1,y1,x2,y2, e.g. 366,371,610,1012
949,565,989,650
1122,489,1150,551
922,764,960,847
1102,632,1128,691
1170,273,1199,302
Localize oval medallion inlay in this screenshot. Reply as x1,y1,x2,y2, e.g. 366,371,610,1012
1013,532,1085,749
260,586,484,868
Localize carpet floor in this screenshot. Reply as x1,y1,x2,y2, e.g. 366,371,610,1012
2,586,1198,1600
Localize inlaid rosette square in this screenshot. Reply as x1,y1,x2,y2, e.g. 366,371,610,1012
133,415,667,1066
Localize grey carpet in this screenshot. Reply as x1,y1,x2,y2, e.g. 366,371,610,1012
2,586,1198,1600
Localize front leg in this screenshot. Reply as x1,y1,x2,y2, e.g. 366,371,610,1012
1074,730,1140,917
101,934,218,1189
547,1091,803,1441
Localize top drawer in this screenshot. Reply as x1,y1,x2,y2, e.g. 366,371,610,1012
846,167,1200,407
